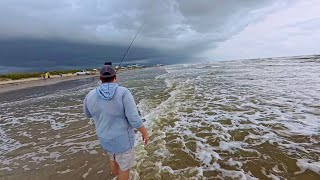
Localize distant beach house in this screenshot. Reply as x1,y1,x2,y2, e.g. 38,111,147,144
121,64,145,69
129,64,142,68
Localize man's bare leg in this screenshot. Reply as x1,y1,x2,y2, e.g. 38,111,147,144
109,160,119,176
117,169,130,180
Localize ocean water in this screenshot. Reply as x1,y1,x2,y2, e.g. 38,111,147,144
0,56,320,179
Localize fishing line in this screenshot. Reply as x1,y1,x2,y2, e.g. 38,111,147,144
116,24,144,72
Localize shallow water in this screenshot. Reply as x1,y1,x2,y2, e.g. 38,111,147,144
1,56,320,179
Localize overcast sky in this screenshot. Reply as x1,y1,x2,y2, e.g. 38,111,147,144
0,0,319,72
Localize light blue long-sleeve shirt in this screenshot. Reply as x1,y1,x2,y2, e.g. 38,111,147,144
83,83,143,153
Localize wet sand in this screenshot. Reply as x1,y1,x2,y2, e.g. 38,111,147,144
0,74,98,94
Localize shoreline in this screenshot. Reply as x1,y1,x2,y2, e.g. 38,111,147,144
0,68,149,94
0,74,98,94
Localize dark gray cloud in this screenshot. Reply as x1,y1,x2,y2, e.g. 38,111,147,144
0,38,191,72
0,0,290,72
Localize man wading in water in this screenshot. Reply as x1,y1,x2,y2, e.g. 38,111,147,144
83,65,149,180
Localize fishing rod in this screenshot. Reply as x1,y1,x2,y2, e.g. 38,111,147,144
115,24,144,72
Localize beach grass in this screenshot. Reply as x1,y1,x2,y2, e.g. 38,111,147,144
50,70,80,75
0,72,43,80
0,70,81,80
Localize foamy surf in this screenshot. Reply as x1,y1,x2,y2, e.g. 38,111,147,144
1,56,320,179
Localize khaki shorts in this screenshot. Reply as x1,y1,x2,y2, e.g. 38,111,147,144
106,148,135,171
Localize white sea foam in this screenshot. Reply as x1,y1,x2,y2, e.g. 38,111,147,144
57,169,73,174
50,119,65,130
82,168,92,178
97,170,103,174
219,141,248,153
295,159,320,175
134,58,320,179
0,127,22,155
0,167,12,171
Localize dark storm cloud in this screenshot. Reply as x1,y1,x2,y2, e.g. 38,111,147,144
0,39,189,67
0,0,290,71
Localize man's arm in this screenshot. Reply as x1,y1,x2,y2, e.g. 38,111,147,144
123,90,149,145
137,126,149,145
83,96,92,118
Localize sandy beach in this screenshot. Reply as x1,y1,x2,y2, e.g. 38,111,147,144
0,74,98,93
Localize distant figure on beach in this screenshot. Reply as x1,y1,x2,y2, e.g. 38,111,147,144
83,65,149,180
44,72,50,80
42,72,46,81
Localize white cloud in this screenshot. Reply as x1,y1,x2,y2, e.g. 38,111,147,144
206,0,320,60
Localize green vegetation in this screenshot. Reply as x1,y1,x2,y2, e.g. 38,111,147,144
0,69,81,80
0,72,43,80
50,69,80,75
